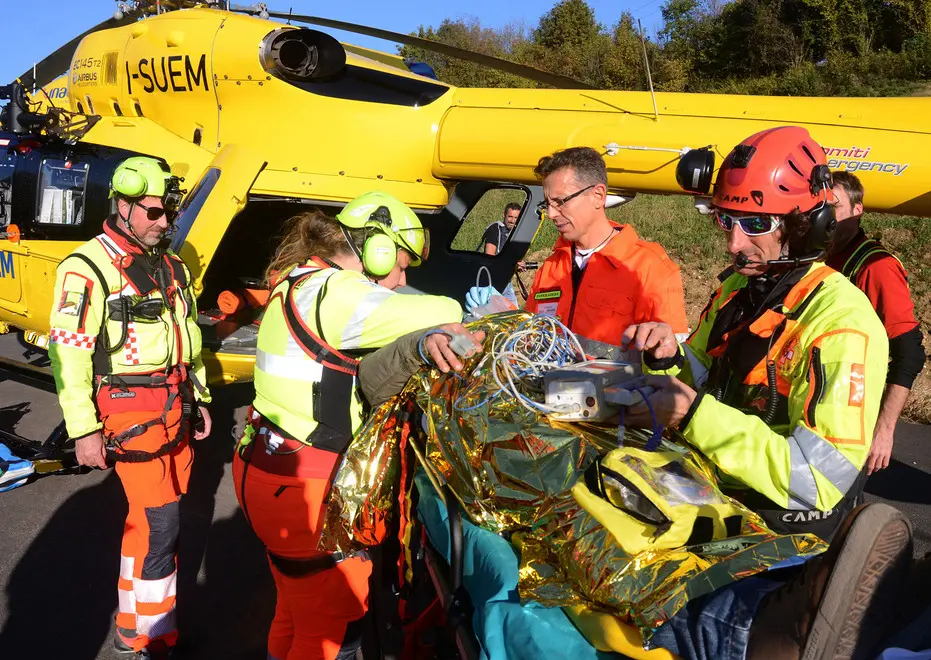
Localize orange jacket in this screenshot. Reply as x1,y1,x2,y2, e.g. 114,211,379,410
525,223,688,343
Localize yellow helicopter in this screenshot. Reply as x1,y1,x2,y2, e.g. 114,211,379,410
1,4,929,655
1,0,930,390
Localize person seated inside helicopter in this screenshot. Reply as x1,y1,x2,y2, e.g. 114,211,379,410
615,126,908,660
478,201,524,306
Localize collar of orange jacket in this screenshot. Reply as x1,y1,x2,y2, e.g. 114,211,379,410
551,221,638,268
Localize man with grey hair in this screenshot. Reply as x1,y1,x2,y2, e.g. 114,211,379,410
468,146,688,345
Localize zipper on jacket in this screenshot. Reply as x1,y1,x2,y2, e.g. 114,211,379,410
806,346,826,427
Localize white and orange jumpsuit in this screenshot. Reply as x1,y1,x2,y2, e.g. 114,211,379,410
49,216,210,654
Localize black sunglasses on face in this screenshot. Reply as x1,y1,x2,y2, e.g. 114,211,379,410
537,184,597,214
135,201,175,223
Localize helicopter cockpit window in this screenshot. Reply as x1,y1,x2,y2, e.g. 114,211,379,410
0,153,12,228
36,159,89,226
450,188,528,257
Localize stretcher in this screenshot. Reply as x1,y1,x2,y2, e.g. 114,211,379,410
0,422,87,491
0,355,89,491
412,470,676,660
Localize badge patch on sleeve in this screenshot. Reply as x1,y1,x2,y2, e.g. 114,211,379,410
57,290,86,316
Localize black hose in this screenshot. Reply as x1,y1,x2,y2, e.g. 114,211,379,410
106,297,130,354
762,359,780,425
446,483,463,592
761,318,787,425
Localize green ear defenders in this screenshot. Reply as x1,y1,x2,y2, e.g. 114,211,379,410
361,218,400,277
110,156,185,212
111,157,171,198
336,206,398,277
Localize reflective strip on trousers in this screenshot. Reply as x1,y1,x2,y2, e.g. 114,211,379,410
118,555,137,616
786,424,860,510
137,610,177,641
134,572,177,605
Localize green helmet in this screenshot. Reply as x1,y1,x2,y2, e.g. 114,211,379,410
336,191,429,266
111,157,172,198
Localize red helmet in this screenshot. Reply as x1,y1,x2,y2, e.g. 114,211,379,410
712,126,836,215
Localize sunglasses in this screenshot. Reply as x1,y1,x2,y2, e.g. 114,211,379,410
714,210,782,236
537,184,596,214
135,201,175,223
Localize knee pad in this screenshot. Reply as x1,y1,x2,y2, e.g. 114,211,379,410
141,500,181,580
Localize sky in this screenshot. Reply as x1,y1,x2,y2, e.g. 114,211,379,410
1,0,668,85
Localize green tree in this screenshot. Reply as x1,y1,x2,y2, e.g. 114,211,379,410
398,19,529,88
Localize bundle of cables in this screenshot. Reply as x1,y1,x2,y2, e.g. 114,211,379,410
485,315,587,414
418,314,663,448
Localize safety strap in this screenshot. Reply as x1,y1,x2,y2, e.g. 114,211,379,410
104,371,194,463
281,271,359,375
842,239,900,280
267,549,371,578
64,252,114,376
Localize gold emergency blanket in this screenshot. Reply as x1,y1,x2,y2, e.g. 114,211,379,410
321,313,827,638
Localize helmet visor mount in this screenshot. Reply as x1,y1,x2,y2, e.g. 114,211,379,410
394,227,429,264
161,175,185,214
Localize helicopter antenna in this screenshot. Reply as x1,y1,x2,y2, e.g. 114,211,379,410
32,64,36,96
638,19,659,123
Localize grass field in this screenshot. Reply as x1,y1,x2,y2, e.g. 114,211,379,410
454,191,931,423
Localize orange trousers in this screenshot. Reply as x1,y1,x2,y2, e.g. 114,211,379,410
233,450,372,660
104,406,191,653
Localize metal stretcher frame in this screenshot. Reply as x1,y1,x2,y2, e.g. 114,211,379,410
408,423,482,660
0,356,85,478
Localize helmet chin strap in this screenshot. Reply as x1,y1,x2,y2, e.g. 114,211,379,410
119,201,148,247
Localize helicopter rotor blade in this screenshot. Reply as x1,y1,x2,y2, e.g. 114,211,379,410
15,15,136,89
262,10,595,90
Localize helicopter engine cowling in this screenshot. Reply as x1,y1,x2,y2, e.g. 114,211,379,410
259,27,346,82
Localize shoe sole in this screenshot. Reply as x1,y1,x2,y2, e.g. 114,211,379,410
802,503,913,660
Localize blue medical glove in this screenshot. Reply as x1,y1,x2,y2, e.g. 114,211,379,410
465,286,499,312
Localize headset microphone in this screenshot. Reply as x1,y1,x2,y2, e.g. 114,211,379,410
735,251,824,269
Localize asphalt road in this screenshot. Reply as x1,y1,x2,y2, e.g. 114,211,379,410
0,332,929,659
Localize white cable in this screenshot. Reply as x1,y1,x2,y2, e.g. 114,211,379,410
476,265,492,289
475,315,587,414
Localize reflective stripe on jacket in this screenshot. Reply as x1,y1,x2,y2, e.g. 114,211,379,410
249,257,462,452
49,231,209,439
525,222,689,343
650,262,888,531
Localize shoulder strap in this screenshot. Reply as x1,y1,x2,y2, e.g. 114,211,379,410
63,252,114,375
281,271,359,375
842,239,896,280
65,252,110,296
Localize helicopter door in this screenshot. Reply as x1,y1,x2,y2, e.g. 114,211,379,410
169,144,267,290
406,181,544,302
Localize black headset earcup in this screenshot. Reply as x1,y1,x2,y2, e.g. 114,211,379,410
806,203,836,252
